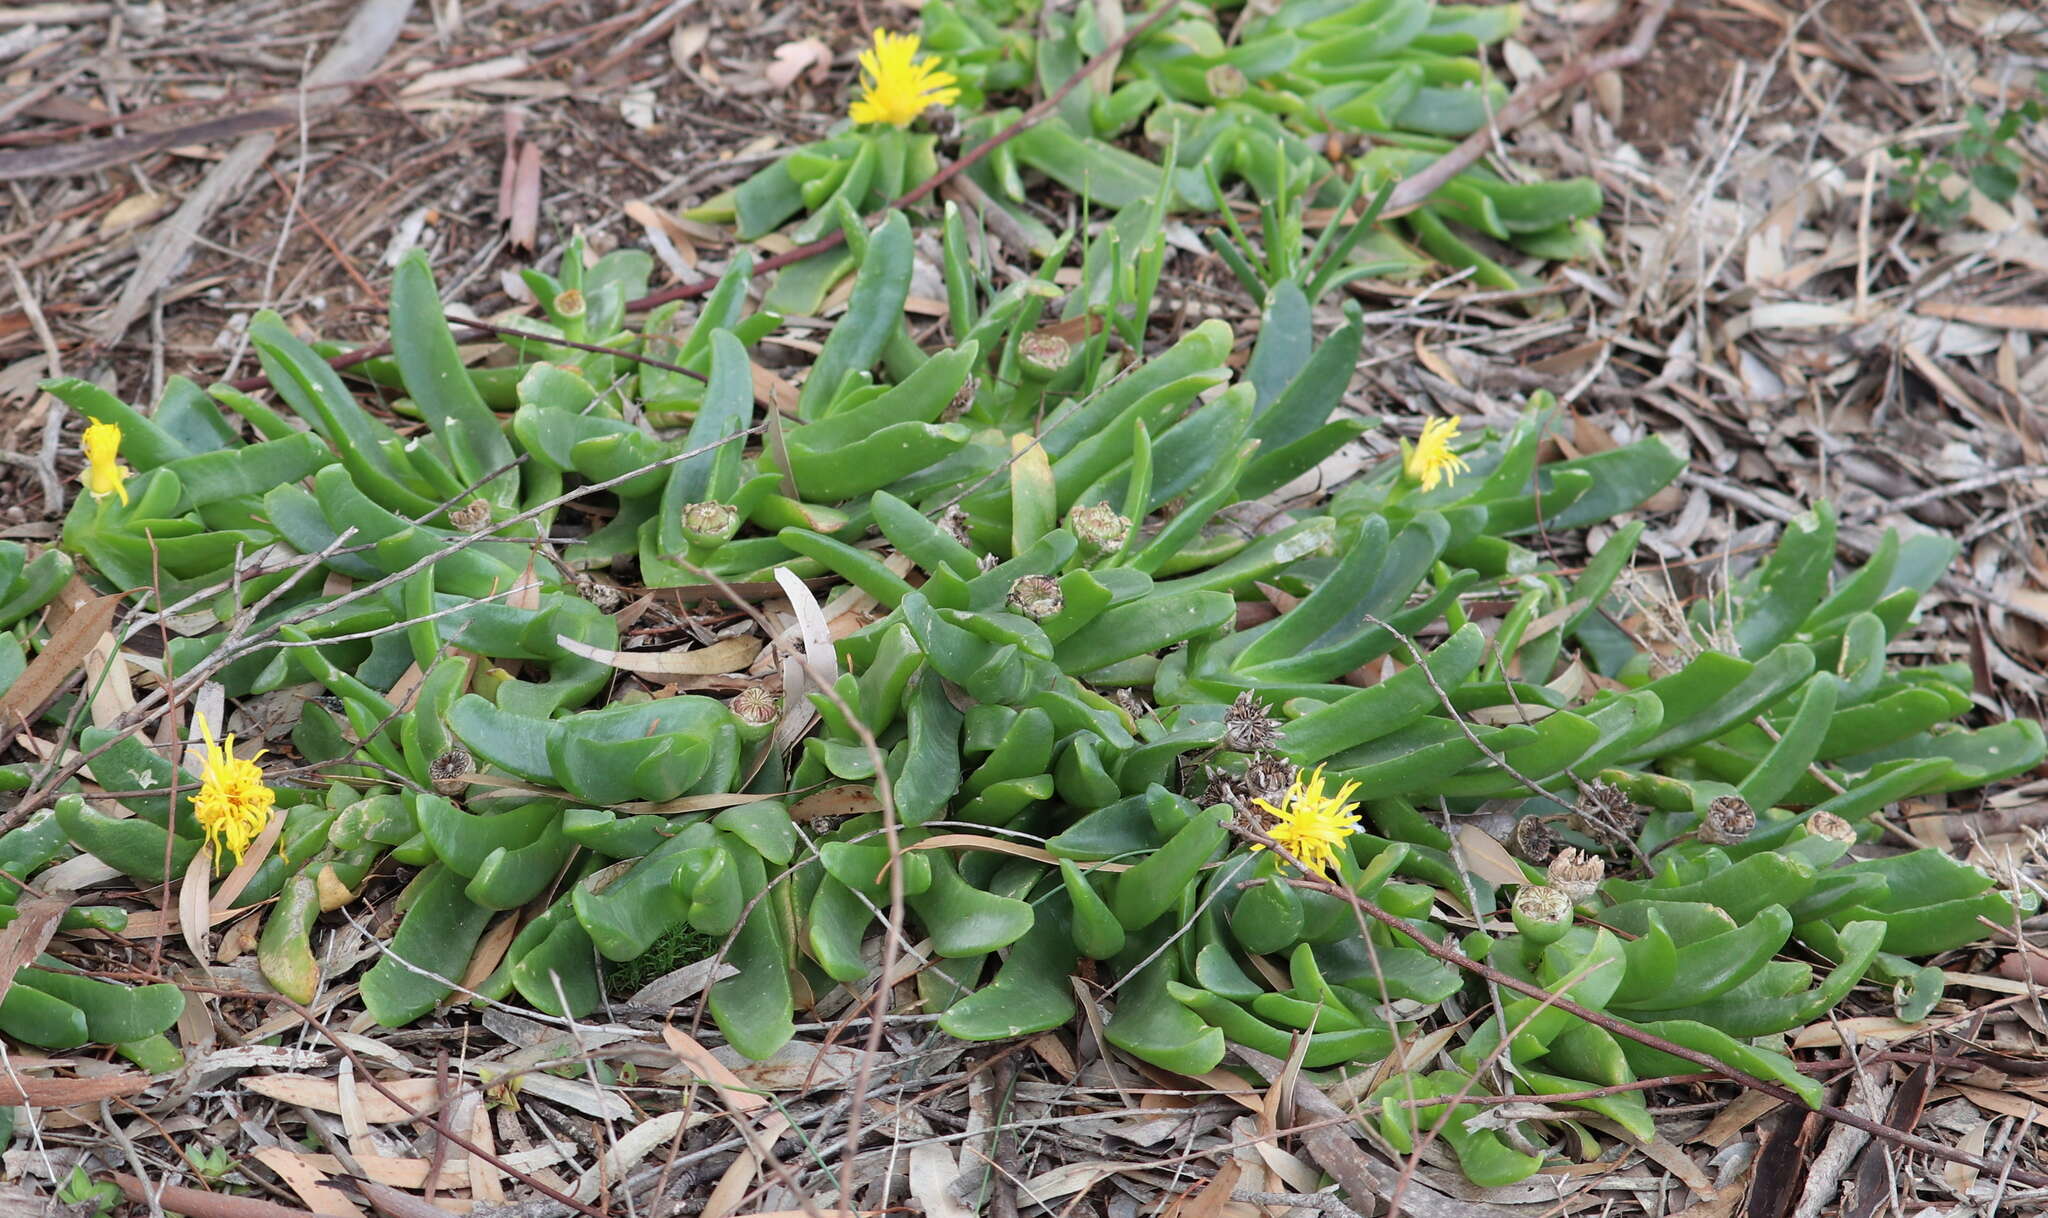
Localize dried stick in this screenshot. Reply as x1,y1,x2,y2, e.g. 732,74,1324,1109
1381,0,1677,217
447,313,709,382
228,2,1181,393
174,986,611,1218
113,1175,320,1218
1273,874,2048,1189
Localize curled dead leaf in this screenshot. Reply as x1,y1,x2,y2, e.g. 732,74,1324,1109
763,38,832,90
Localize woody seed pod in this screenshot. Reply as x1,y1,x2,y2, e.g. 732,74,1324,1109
430,747,473,796
1243,754,1298,803
1069,501,1130,552
448,498,493,532
1206,65,1248,99
1699,795,1756,846
1806,811,1856,844
1224,689,1281,753
1017,333,1072,381
731,686,778,727
682,500,741,548
1507,817,1560,866
1546,847,1605,905
1007,575,1063,620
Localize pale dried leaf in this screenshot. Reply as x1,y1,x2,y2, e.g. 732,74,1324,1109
771,567,833,756
791,784,883,819
573,1109,715,1202
398,53,531,98
251,1147,367,1218
83,633,133,728
662,1024,769,1112
910,1144,973,1218
629,957,739,1008
620,87,658,131
498,1069,632,1119
99,191,169,235
1020,1161,1123,1205
0,1071,151,1108
710,1039,865,1092
0,589,120,725
702,1112,790,1218
1167,1161,1241,1218
240,1074,442,1123
762,37,831,89
508,142,541,252
179,847,213,974
1699,1090,1784,1148
1454,825,1528,886
209,805,287,916
670,22,710,69
0,893,71,1009
555,632,761,676
458,913,522,993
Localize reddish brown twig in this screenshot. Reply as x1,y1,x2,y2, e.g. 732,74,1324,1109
169,984,609,1218
113,1175,320,1218
631,1,1179,311
227,2,1180,394
1381,0,1675,216
446,314,710,382
1279,872,2048,1189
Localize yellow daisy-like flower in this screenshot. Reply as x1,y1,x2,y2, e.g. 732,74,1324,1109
192,713,275,871
1404,416,1470,493
1252,765,1363,877
81,420,131,506
848,30,960,128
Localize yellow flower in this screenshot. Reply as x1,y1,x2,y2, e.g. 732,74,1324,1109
81,420,131,506
1404,416,1470,493
848,30,960,128
1252,765,1363,877
192,713,275,870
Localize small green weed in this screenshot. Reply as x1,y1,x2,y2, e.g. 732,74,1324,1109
1889,78,2044,227
58,1166,121,1218
603,922,719,999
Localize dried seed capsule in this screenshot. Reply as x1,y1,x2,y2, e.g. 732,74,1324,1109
1806,811,1856,843
1243,754,1298,803
1507,817,1560,866
1546,847,1605,905
1006,575,1063,620
1068,501,1130,553
731,686,778,727
1699,795,1755,846
448,498,493,533
1205,65,1247,99
1578,778,1634,819
939,504,972,548
1203,766,1253,815
1570,780,1643,851
575,577,628,613
1512,885,1574,945
430,747,473,797
946,376,980,420
682,500,741,548
1224,689,1280,754
1017,333,1071,381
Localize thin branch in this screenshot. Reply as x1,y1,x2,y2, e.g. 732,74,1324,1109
226,2,1184,393
1381,0,1677,217
1275,872,2048,1189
